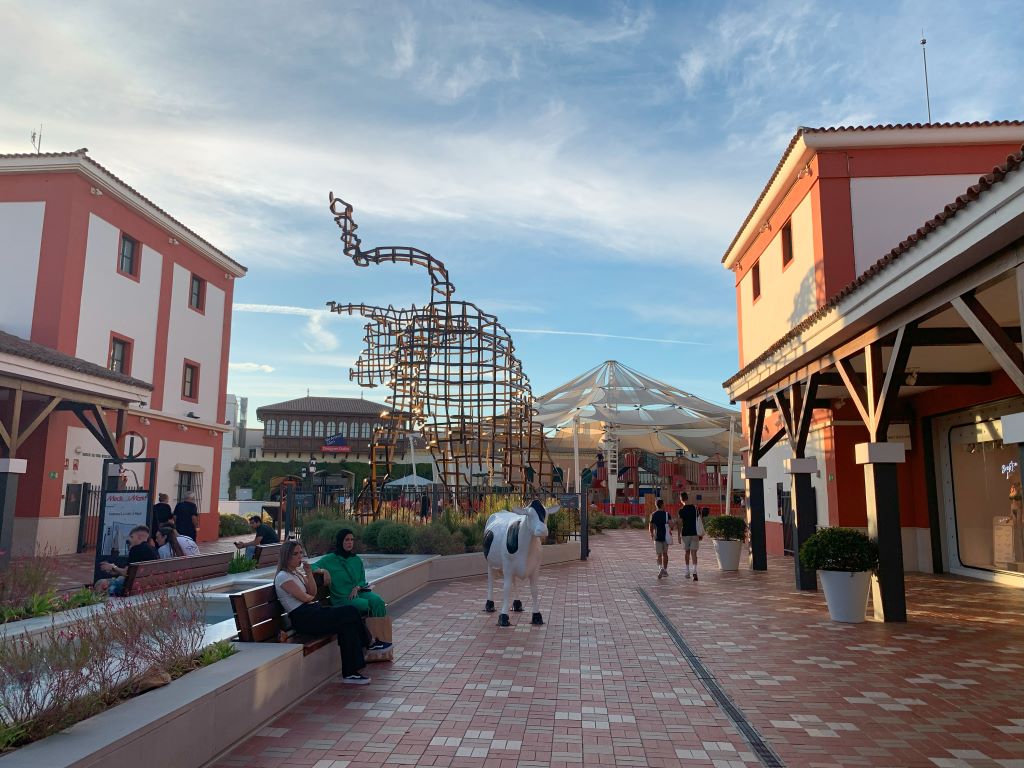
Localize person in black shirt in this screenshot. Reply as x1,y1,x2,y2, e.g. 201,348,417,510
236,515,280,558
97,525,159,595
419,494,431,523
152,493,173,527
677,492,705,581
648,498,674,579
173,493,200,540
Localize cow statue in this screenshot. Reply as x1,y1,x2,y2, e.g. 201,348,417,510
483,499,556,627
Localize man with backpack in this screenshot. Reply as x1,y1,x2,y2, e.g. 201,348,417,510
677,492,704,581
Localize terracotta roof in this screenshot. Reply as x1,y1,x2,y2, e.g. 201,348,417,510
723,144,1024,390
256,396,389,418
721,121,1024,264
0,330,153,390
0,148,246,276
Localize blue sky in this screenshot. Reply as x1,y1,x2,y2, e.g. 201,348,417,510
3,0,1024,418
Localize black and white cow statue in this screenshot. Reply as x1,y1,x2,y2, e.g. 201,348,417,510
483,499,555,627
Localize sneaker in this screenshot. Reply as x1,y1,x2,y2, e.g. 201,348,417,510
342,674,371,685
692,573,698,582
368,640,392,651
656,569,664,580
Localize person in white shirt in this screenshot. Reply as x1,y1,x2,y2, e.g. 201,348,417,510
155,526,201,558
274,540,378,684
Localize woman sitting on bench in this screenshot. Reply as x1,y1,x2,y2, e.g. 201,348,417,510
274,540,380,685
155,526,200,558
313,529,387,617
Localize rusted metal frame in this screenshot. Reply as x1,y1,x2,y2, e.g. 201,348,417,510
733,242,1024,404
952,291,1024,393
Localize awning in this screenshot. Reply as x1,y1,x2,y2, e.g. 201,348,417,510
174,463,206,473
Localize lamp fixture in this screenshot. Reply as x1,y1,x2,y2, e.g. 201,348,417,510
905,369,919,387
139,416,151,426
168,237,180,246
89,186,103,196
178,424,188,432
186,411,200,419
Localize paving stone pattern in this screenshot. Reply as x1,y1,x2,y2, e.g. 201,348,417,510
210,530,1024,768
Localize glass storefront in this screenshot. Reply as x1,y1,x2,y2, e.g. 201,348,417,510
947,418,1024,574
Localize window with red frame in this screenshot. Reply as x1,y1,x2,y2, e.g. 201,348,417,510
118,234,139,277
109,337,132,374
182,362,200,401
189,274,206,311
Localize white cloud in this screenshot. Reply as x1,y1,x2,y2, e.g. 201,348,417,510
229,362,275,373
233,303,345,352
509,327,708,346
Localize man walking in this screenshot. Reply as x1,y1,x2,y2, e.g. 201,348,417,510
649,498,673,579
677,492,704,581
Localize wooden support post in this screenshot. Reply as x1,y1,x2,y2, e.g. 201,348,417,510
856,442,907,622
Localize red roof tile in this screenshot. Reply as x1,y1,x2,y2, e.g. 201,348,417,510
723,144,1024,390
0,330,152,390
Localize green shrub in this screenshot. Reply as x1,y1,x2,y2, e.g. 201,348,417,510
299,517,363,557
546,508,570,542
377,523,415,554
627,515,647,529
459,518,485,549
800,527,878,572
438,507,462,534
412,524,465,555
218,513,251,537
198,639,237,667
228,554,257,573
703,514,748,541
362,519,396,550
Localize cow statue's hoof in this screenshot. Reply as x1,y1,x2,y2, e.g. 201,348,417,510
531,612,544,626
512,599,524,613
484,600,495,613
498,613,511,627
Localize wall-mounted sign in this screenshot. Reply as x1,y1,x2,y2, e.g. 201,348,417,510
322,434,351,454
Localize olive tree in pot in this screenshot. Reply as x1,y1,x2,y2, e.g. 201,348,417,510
799,527,879,623
702,514,748,571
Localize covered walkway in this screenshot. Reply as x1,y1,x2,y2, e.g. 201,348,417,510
209,530,1023,768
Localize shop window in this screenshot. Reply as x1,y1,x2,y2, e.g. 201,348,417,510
752,262,761,301
781,222,793,268
189,274,206,312
948,421,1024,574
108,334,133,375
181,360,200,402
314,420,324,437
118,233,140,279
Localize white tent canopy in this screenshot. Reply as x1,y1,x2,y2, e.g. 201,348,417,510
384,474,438,488
534,360,741,500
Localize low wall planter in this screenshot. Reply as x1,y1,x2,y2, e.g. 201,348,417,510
712,539,743,571
819,570,871,623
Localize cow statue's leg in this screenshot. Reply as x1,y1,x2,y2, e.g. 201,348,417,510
512,599,524,612
485,565,495,613
498,571,513,627
529,570,544,625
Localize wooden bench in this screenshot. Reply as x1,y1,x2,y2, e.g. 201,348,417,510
252,542,283,568
122,551,234,596
228,583,334,656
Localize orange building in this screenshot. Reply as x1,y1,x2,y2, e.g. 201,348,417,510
722,122,1024,616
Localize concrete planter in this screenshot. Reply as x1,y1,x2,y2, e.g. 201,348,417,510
819,570,871,623
712,539,743,571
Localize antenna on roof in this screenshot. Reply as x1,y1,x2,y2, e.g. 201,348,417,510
920,33,932,124
29,124,42,154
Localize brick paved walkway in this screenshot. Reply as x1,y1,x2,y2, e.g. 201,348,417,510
209,530,1024,768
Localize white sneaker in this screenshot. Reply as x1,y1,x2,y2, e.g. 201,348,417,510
342,674,371,685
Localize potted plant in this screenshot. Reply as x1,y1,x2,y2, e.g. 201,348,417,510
799,527,879,623
702,514,748,571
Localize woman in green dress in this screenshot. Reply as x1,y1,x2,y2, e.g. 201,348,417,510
313,528,387,617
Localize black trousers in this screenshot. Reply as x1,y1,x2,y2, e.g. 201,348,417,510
289,603,368,676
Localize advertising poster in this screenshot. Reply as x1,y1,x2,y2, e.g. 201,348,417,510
98,491,150,560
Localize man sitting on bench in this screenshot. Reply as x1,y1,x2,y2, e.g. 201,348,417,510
96,525,159,595
235,515,279,558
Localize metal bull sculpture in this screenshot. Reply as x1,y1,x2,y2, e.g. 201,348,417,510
326,195,550,514
483,499,555,627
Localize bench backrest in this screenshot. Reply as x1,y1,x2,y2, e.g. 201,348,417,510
253,542,283,568
123,551,234,595
230,584,285,643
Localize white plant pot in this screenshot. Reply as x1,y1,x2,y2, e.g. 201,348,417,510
819,569,871,623
712,539,743,571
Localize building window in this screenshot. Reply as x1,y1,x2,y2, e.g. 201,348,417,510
118,233,140,278
327,421,337,437
781,221,793,268
248,448,257,459
350,422,359,438
108,334,133,375
752,262,761,301
277,419,288,435
266,420,276,437
314,421,324,437
302,420,312,437
181,360,200,402
362,422,371,439
290,420,300,437
176,471,202,510
189,274,206,312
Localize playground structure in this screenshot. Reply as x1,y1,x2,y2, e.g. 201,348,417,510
326,194,553,515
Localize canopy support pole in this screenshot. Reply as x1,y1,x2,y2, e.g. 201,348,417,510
725,416,735,515
572,414,581,494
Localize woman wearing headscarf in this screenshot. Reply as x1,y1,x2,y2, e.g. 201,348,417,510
312,528,388,617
